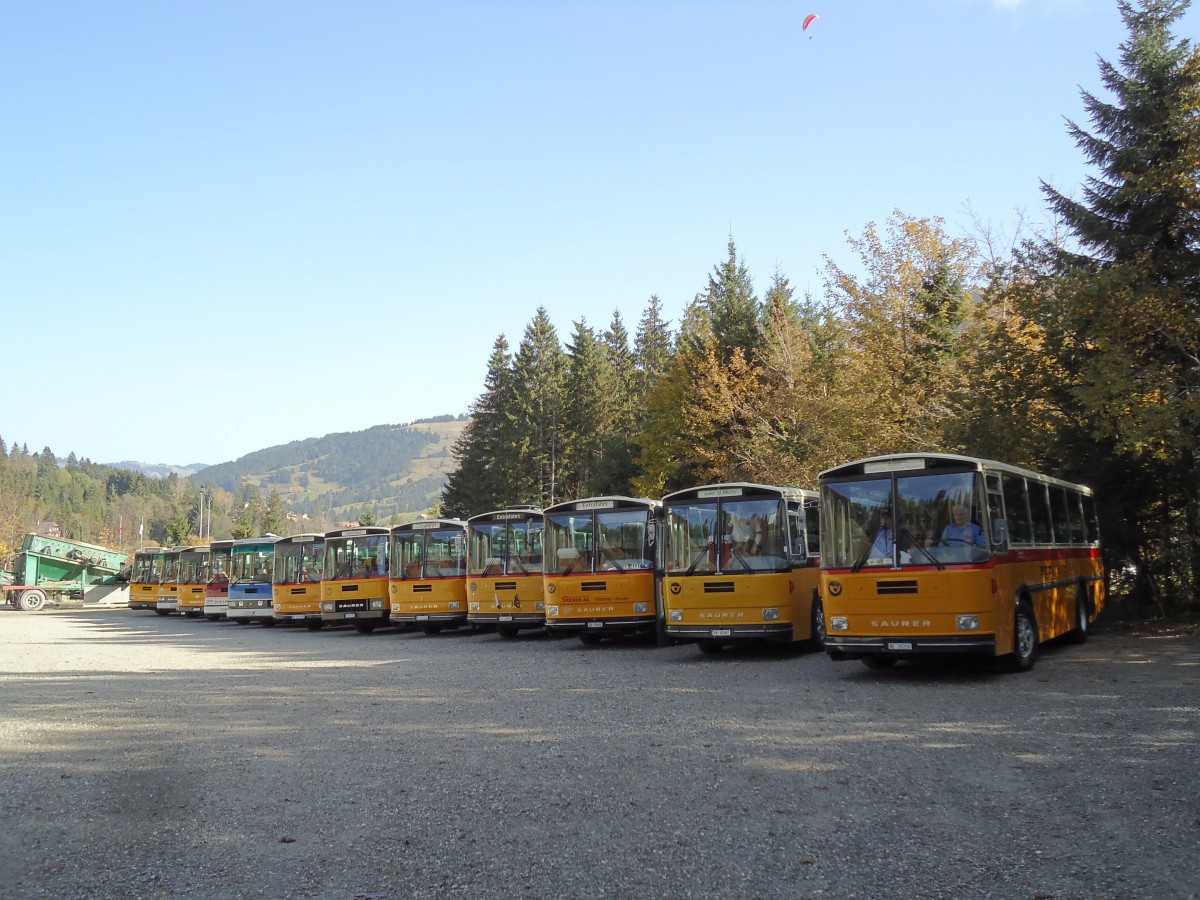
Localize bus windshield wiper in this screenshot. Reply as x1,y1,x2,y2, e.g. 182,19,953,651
685,547,709,576
900,528,945,570
599,546,625,572
851,526,879,574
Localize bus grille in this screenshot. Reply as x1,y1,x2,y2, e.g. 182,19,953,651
704,582,736,593
412,584,433,593
877,580,918,595
581,582,606,591
494,581,517,591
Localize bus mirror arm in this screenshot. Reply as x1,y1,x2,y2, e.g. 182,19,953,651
992,520,1009,552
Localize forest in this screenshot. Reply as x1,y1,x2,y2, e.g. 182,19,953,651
442,0,1200,617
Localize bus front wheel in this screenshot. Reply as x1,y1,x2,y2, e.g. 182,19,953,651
1009,601,1039,672
1068,584,1090,644
808,596,827,652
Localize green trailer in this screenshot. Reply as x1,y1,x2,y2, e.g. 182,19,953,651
1,533,129,611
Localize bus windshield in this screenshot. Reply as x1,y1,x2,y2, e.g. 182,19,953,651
232,546,275,584
393,528,466,579
822,469,989,568
325,535,388,580
468,519,543,576
664,497,789,575
274,541,324,584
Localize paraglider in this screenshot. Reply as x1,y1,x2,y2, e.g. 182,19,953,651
803,13,820,33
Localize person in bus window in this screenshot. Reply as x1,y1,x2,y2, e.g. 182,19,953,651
942,505,985,547
869,508,896,558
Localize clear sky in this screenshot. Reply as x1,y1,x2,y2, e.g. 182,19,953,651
3,0,1184,466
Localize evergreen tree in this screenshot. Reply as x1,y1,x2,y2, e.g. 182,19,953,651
699,237,761,365
561,319,615,498
1040,0,1200,609
633,294,674,409
442,335,517,517
264,488,287,535
509,308,566,506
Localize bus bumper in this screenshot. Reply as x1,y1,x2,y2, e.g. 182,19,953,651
825,634,996,659
666,623,793,642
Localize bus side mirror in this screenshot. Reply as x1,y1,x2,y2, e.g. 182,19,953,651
992,519,1009,552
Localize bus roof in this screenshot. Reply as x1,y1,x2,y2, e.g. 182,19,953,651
661,482,817,504
818,453,1094,495
466,507,545,525
543,495,661,515
392,518,467,533
324,526,391,539
276,532,325,543
231,535,282,548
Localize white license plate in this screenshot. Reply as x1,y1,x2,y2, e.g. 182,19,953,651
416,614,429,621
345,613,356,618
711,628,732,637
887,641,914,651
588,621,603,629
499,615,513,622
292,615,305,620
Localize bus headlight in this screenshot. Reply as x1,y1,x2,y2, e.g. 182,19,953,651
371,599,384,610
322,601,334,612
956,615,980,631
669,609,683,622
831,616,849,631
634,603,649,614
547,605,559,617
448,601,461,611
762,608,781,621
535,600,545,611
273,603,281,611
470,601,480,611
391,604,399,613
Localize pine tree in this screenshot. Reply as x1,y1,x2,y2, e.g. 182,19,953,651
509,308,566,506
561,319,615,498
1040,0,1200,609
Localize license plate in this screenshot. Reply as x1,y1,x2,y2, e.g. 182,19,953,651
292,615,305,620
711,628,732,637
887,641,914,651
499,615,513,622
416,614,429,621
345,613,356,618
588,621,603,629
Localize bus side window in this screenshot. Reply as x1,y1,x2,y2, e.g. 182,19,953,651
1002,474,1033,545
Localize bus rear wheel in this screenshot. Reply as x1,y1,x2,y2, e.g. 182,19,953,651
1008,601,1039,672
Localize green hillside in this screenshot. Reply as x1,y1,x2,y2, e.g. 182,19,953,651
195,416,467,521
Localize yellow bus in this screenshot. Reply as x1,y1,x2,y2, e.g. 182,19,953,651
321,526,390,633
661,483,822,655
203,539,233,620
466,506,545,639
128,546,168,612
272,533,325,630
155,546,185,616
177,545,210,618
389,519,469,634
818,453,1105,672
543,496,660,645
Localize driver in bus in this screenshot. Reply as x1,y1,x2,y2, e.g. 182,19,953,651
941,505,985,547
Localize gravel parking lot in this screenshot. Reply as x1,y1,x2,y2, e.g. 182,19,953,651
1,608,1197,900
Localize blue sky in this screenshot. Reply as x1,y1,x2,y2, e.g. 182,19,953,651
2,0,1182,466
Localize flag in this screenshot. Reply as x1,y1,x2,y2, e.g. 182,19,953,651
138,518,144,539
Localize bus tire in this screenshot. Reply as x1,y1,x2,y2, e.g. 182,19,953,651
861,655,896,670
807,595,827,652
1068,583,1090,644
305,620,324,631
496,625,519,639
698,640,723,655
18,589,47,611
1009,601,1039,672
353,622,377,634
261,619,276,628
420,624,443,635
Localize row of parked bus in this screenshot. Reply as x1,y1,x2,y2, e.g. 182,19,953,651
127,453,1108,671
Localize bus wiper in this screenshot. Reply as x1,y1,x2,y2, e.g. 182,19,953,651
900,528,945,571
851,526,879,574
727,548,753,572
685,547,709,576
599,547,625,572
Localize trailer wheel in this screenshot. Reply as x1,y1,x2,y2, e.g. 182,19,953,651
18,589,48,611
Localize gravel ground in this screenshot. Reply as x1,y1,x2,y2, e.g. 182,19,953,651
0,608,1197,900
